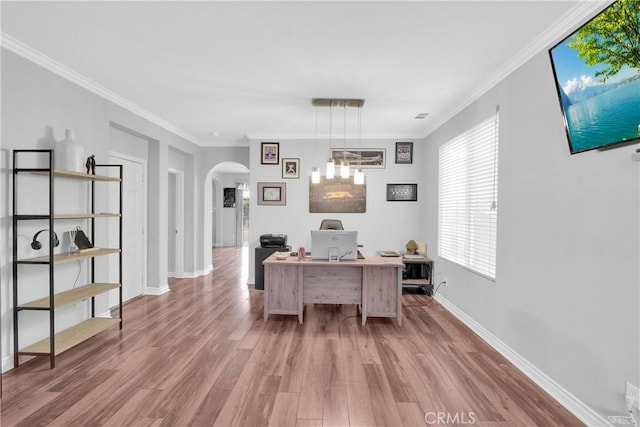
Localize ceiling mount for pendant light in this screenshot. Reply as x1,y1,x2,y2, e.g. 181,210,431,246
312,98,365,108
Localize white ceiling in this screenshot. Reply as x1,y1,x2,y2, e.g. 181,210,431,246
1,1,606,147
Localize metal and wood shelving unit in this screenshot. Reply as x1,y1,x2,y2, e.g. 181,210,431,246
12,149,123,368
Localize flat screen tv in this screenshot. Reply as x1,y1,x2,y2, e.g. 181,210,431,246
549,0,640,154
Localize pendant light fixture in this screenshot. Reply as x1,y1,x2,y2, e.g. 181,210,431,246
325,103,335,179
311,105,321,184
340,104,350,179
353,105,365,185
312,98,365,183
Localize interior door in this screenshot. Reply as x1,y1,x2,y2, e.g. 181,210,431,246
168,172,176,275
109,154,145,305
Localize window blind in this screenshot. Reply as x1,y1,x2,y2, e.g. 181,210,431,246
438,109,499,279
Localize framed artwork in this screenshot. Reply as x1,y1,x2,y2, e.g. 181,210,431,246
309,177,366,213
258,182,286,206
261,142,279,165
282,158,300,179
387,184,417,202
395,142,413,164
223,187,236,208
330,148,385,169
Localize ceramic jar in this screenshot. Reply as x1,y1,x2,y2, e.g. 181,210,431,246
55,129,84,172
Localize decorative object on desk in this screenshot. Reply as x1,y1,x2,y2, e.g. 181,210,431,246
261,142,279,165
223,187,236,208
31,229,60,250
330,148,385,169
55,129,84,172
258,182,286,206
73,226,94,251
85,155,96,174
282,158,300,179
387,183,417,201
309,176,366,213
395,142,413,164
406,239,418,255
68,229,79,254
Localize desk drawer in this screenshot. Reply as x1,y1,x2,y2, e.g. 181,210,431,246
303,265,361,304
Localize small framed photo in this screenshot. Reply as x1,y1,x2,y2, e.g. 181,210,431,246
395,142,413,164
282,158,300,179
387,183,417,202
258,182,286,206
330,148,386,169
261,142,279,165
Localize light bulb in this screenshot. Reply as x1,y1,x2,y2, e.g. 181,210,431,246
311,167,320,184
340,161,349,178
354,168,365,185
326,158,335,179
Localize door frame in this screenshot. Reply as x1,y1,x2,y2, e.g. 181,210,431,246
168,168,185,277
109,150,148,296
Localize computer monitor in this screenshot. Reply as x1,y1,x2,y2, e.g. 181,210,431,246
319,219,344,230
311,230,358,261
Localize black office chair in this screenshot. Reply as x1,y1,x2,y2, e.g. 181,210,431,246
319,219,344,230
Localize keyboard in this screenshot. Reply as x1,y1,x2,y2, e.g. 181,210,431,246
403,254,423,259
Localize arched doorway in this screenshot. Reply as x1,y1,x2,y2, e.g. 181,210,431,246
203,161,249,271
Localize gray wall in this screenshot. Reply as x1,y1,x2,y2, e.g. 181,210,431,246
423,50,639,420
248,137,427,284
0,48,248,370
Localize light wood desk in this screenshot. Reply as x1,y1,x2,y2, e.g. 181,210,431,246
263,254,404,326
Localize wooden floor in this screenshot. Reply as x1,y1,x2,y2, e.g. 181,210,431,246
1,247,583,426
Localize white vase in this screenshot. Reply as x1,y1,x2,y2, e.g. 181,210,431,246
55,129,84,172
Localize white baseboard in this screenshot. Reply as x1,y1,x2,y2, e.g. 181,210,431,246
145,283,171,296
177,265,213,279
3,355,14,373
434,294,612,427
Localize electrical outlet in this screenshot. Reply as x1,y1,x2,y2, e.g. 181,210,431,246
608,415,636,425
442,274,448,284
627,382,640,409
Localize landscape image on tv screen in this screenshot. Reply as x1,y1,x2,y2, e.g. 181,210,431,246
549,0,640,154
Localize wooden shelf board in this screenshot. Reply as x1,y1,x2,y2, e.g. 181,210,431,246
19,283,120,309
19,317,120,355
55,213,121,219
402,279,431,286
18,248,121,265
31,169,120,182
16,213,120,220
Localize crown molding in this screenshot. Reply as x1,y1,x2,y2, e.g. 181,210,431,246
1,31,203,146
423,0,609,138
